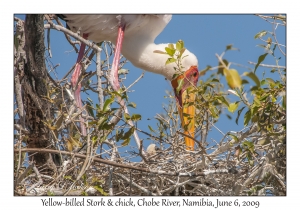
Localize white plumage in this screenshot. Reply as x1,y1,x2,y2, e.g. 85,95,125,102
64,14,198,80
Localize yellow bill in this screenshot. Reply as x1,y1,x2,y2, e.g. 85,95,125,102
171,66,199,151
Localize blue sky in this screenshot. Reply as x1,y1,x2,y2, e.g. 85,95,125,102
14,14,286,157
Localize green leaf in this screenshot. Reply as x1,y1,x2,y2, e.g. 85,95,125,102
242,141,254,153
242,79,249,85
122,138,131,146
166,57,176,65
87,97,93,103
165,47,176,57
244,109,251,126
86,101,95,118
124,113,131,121
54,114,64,129
168,43,175,50
228,102,239,113
225,44,239,51
209,105,218,118
102,122,114,130
64,176,74,181
217,59,228,75
88,121,97,126
131,114,142,121
179,48,186,58
148,125,155,133
218,96,229,107
244,72,260,87
254,53,268,73
116,129,124,142
224,68,242,88
258,138,270,145
96,104,100,110
260,79,267,86
111,90,122,98
176,40,184,51
254,30,267,39
229,134,239,143
226,114,232,120
118,68,129,75
266,78,275,85
236,106,246,125
93,185,108,196
127,102,137,108
253,98,261,107
176,78,184,94
123,127,135,140
103,98,114,112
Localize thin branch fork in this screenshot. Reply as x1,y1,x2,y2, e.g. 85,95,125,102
44,23,101,53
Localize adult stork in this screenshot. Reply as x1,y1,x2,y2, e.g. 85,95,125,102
60,15,199,150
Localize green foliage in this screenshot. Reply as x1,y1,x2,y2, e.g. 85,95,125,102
155,40,188,75
254,53,268,73
254,30,267,39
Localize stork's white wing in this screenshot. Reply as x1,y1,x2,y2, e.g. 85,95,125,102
64,15,172,43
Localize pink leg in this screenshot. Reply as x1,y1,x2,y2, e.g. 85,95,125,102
71,33,88,136
110,25,125,91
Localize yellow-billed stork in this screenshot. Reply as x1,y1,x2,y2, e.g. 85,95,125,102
60,15,199,150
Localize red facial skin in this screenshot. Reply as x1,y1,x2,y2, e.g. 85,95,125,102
171,66,199,107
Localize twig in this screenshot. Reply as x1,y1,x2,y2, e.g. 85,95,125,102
27,164,43,193
44,23,101,53
272,18,286,56
114,173,156,195
124,72,145,92
248,61,285,69
46,28,52,58
14,148,227,177
53,15,79,53
96,49,104,109
64,132,93,195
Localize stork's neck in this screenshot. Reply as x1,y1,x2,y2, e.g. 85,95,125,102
120,38,176,80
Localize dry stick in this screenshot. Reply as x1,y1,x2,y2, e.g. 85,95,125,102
108,141,118,196
14,18,26,128
247,61,285,69
54,16,79,54
46,161,83,188
96,50,104,109
15,148,231,177
64,132,93,195
176,131,208,156
26,164,44,194
124,72,145,92
114,84,148,161
46,28,52,58
271,21,286,85
44,23,101,53
114,173,156,196
256,14,286,26
14,136,25,188
16,164,34,186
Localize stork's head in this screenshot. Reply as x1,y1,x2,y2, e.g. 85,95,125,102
171,51,199,151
